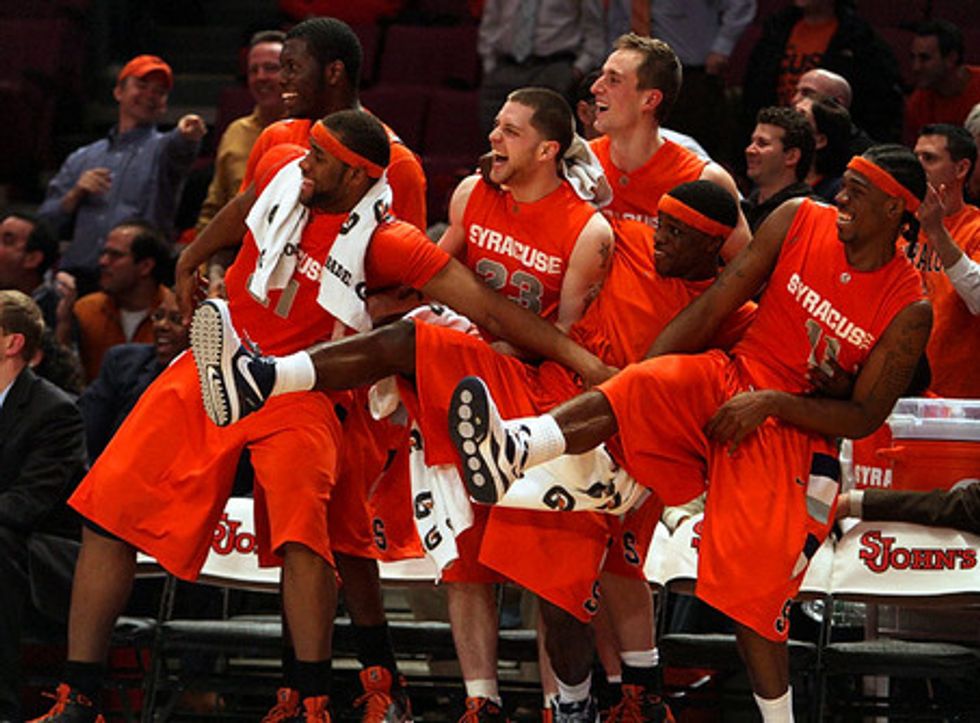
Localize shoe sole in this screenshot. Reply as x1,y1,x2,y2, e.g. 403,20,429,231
190,300,238,427
448,377,509,505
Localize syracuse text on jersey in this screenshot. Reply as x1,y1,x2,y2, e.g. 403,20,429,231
787,272,876,350
468,222,564,274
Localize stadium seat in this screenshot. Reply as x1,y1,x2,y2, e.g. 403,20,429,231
361,85,430,151
377,24,480,88
855,0,928,28
931,0,980,29
422,88,483,158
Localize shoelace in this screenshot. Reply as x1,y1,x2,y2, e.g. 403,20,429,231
38,685,71,718
353,689,395,723
261,696,300,723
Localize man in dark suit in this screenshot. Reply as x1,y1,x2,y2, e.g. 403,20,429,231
836,484,980,536
0,290,86,722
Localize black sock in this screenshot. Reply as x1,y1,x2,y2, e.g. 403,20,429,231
63,661,105,703
622,663,662,695
352,623,399,678
294,659,332,699
282,646,298,689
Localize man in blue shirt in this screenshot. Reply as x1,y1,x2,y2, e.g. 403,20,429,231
39,55,206,295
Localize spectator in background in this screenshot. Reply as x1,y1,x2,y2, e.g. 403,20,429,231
963,102,980,204
742,106,815,231
55,220,175,384
906,20,980,145
32,329,86,397
38,55,205,296
742,0,903,155
194,31,285,235
0,291,86,723
792,67,874,154
795,92,852,202
910,124,980,399
194,30,286,298
0,212,60,330
624,0,756,161
79,293,190,462
477,0,606,136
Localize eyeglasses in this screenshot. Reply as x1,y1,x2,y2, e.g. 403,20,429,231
151,308,183,325
99,247,131,260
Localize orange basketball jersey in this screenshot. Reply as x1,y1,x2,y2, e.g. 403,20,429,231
733,198,925,393
590,135,707,229
461,178,596,323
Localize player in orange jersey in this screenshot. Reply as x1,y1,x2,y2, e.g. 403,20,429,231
910,123,980,399
448,145,933,723
28,111,610,723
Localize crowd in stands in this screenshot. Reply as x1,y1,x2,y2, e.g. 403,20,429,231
2,1,980,722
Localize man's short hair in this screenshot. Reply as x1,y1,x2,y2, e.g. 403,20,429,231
322,110,391,171
916,19,964,65
286,17,362,89
507,87,575,159
756,106,816,181
613,34,682,123
1,211,58,276
0,289,44,362
250,29,286,48
114,219,174,286
666,179,738,233
920,122,978,180
864,144,928,204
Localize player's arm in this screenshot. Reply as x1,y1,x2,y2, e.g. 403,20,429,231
706,301,933,449
919,183,980,314
555,212,615,332
701,161,751,261
421,257,615,387
174,184,257,319
646,197,799,358
436,174,480,258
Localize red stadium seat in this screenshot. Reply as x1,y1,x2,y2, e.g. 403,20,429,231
361,85,430,151
931,0,980,29
352,23,382,87
878,26,916,89
378,24,480,88
855,0,927,28
422,88,484,158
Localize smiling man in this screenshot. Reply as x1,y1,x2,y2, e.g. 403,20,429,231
743,106,815,231
448,145,932,723
588,33,750,261
38,55,205,295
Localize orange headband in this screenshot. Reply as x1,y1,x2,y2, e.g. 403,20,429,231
658,194,735,238
847,156,920,213
310,122,385,179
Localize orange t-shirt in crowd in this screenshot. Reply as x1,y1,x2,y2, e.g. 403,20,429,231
242,117,428,230
775,18,839,106
460,178,596,324
590,136,707,229
733,199,924,394
908,203,980,398
906,66,980,140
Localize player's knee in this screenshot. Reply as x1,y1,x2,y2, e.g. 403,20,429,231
540,598,595,684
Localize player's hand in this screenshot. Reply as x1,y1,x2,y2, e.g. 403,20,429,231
75,167,112,196
704,389,776,454
917,183,947,240
578,358,618,388
807,357,854,399
178,114,207,141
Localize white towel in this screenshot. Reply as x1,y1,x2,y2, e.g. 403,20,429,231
246,158,393,333
409,429,475,577
562,134,613,208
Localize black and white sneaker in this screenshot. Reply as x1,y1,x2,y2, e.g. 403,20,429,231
449,376,529,504
555,697,598,723
190,299,275,427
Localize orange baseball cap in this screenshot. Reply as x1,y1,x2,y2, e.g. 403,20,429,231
117,55,173,90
